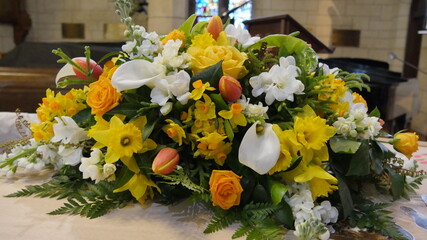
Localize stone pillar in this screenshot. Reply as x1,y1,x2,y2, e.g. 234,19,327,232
147,0,189,35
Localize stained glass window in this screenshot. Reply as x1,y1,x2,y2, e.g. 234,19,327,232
227,0,252,27
194,0,251,27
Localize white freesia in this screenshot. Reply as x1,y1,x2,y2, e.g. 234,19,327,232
58,146,84,166
51,116,88,144
249,56,304,105
154,40,190,69
224,24,260,48
111,59,166,92
238,122,280,174
151,70,191,106
79,148,103,183
237,95,269,119
319,62,339,76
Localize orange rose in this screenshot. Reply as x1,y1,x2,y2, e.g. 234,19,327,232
209,170,243,210
161,29,186,47
87,76,122,116
393,132,419,158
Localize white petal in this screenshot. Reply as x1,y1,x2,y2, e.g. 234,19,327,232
238,122,280,174
55,63,75,84
111,59,166,92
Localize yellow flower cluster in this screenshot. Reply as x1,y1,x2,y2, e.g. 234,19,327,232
31,88,88,142
318,74,349,116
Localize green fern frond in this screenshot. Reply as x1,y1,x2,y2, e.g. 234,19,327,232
204,210,237,234
232,224,252,239
243,218,285,240
242,202,281,221
155,167,207,193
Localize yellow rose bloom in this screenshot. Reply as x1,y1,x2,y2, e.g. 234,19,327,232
188,45,248,79
209,170,243,210
393,132,419,158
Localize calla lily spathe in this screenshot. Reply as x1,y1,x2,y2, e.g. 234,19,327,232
111,59,166,92
238,122,280,174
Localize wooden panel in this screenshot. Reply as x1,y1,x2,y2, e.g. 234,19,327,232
0,67,60,112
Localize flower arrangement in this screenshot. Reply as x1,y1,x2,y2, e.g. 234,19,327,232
1,1,426,239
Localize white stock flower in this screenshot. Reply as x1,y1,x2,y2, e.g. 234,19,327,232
154,40,190,69
151,70,191,106
237,96,269,119
313,201,339,224
58,146,83,166
224,24,260,48
333,116,356,137
249,56,304,105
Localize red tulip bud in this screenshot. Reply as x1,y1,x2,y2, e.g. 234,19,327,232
73,58,103,80
219,76,242,102
152,147,180,175
206,16,223,40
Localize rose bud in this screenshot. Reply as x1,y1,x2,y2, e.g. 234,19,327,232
152,147,180,175
219,75,242,102
393,132,419,159
206,16,223,40
73,57,103,80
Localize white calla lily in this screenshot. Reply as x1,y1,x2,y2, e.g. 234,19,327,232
238,122,281,174
111,59,166,92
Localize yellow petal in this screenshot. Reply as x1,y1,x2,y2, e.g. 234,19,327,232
121,156,140,173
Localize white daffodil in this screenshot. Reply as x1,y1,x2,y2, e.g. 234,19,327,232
224,24,260,48
249,56,304,105
51,116,88,144
238,122,280,174
111,59,166,92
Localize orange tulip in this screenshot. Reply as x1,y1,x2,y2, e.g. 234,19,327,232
152,147,180,175
219,75,242,102
73,58,103,80
206,16,223,40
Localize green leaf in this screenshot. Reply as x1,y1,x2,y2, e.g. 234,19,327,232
178,14,197,35
106,103,141,117
346,141,370,176
190,60,223,87
369,141,386,174
273,202,294,227
191,21,208,36
114,166,134,190
223,119,234,142
247,34,317,72
142,111,159,140
386,166,405,199
72,108,92,125
369,107,381,118
333,168,354,218
204,210,236,234
268,179,288,205
210,93,229,111
330,137,362,154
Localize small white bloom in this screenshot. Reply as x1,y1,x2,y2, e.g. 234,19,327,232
103,163,116,178
79,148,104,183
224,24,260,48
58,146,83,166
169,70,191,104
160,102,173,115
333,116,356,137
151,78,172,106
249,57,304,105
319,63,339,76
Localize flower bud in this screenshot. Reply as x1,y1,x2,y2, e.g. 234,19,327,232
73,58,103,80
152,147,180,175
393,132,419,158
219,75,242,102
206,16,223,40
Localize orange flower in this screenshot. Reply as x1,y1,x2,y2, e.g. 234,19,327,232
161,29,186,47
206,16,223,40
87,76,122,116
393,132,419,158
219,75,242,102
209,170,243,210
152,147,180,175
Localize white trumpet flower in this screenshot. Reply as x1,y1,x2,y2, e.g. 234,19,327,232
238,122,280,174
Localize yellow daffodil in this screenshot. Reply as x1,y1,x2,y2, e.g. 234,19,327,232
30,121,54,142
268,127,302,174
113,172,160,205
218,103,247,128
190,80,216,100
190,32,216,49
194,131,232,165
162,119,186,146
88,115,157,172
294,116,336,151
194,94,216,121
293,164,338,200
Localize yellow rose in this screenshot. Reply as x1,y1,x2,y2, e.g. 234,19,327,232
87,76,122,116
393,132,419,158
188,45,248,79
209,170,243,210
